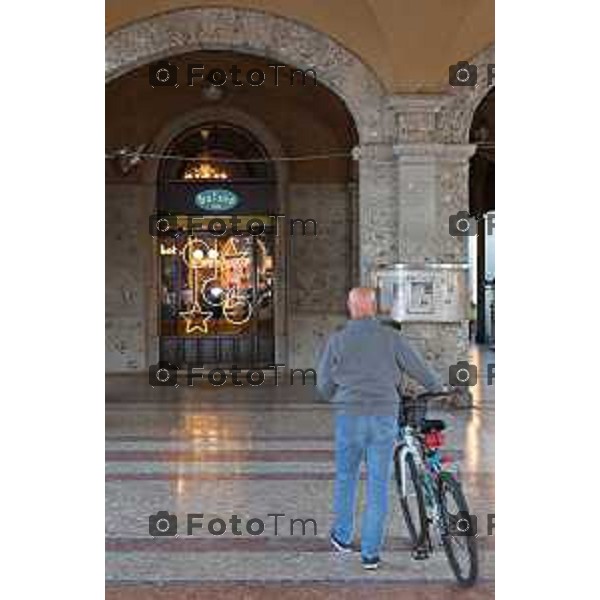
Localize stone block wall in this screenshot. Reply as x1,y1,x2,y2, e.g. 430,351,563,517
358,143,398,280
105,181,355,373
287,183,352,312
401,321,470,380
105,184,150,372
105,174,471,376
286,183,354,369
287,313,347,371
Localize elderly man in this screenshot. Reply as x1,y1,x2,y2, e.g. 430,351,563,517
317,287,444,570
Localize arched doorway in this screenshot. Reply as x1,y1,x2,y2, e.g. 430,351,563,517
468,89,495,345
156,123,278,368
105,48,359,373
105,5,393,289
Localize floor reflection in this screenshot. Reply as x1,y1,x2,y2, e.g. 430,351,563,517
106,347,494,586
465,344,495,478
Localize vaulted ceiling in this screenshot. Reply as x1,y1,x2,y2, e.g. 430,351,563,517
106,0,494,93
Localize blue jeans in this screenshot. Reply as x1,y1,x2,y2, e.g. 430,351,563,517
331,414,398,559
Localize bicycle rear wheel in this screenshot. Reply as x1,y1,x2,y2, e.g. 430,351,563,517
438,475,478,586
394,448,427,549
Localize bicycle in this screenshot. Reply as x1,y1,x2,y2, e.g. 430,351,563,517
393,391,479,586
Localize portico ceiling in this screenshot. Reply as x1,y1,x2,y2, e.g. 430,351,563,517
105,0,494,93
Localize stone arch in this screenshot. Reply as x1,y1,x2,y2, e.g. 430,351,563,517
139,105,289,186
438,43,495,143
105,6,386,141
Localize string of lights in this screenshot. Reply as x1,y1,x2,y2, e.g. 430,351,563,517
105,142,495,164
105,150,352,163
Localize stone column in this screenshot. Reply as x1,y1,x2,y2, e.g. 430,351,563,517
395,144,476,263
357,141,397,283
385,97,476,391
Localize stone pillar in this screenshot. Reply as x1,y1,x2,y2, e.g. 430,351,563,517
382,97,476,389
395,144,476,263
357,141,397,283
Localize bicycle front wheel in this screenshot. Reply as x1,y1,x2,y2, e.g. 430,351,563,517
439,475,479,586
394,448,427,548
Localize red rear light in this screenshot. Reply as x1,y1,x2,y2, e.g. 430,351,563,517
424,430,444,449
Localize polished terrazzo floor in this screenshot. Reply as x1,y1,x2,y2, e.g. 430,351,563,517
106,347,495,599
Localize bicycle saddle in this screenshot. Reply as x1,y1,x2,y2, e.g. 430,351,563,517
420,419,446,433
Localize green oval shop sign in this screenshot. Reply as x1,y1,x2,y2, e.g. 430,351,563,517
194,189,240,212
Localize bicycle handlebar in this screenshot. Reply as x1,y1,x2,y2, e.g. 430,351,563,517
401,388,459,401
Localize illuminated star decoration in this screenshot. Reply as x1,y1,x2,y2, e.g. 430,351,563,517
180,303,212,334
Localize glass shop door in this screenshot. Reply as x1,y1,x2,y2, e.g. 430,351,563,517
158,217,275,368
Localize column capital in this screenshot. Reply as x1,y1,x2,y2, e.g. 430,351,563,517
355,141,395,162
386,95,446,144
394,143,477,164
387,94,448,113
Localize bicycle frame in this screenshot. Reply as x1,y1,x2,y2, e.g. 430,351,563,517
395,393,479,586
396,425,429,499
396,424,452,546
